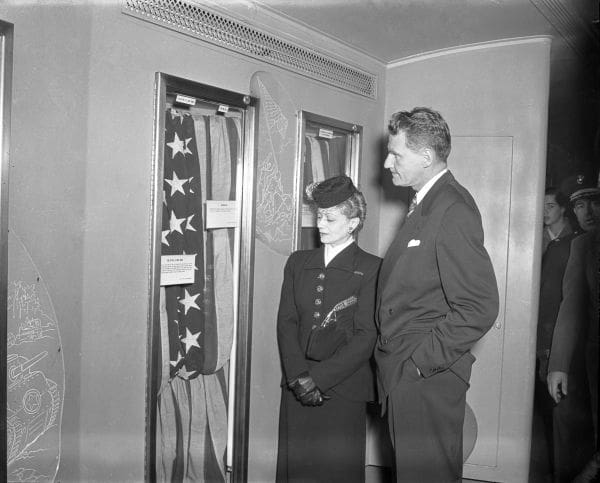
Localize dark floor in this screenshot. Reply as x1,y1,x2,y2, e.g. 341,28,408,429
364,397,598,483
365,466,491,483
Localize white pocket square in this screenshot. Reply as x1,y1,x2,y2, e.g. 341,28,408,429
407,239,421,247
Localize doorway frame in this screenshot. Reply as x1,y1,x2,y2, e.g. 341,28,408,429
0,19,14,483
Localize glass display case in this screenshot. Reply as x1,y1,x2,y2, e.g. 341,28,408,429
147,73,256,482
294,112,362,250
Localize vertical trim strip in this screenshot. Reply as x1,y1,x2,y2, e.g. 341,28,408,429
231,102,256,483
0,19,14,483
144,71,167,482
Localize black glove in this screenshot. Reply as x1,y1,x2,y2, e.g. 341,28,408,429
289,372,316,399
288,373,329,406
300,388,325,406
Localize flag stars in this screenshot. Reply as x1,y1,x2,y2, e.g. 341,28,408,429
170,351,183,367
166,132,193,158
170,108,183,123
181,327,201,353
169,210,186,235
186,214,197,232
183,138,193,156
182,250,199,271
177,365,197,380
179,289,200,314
165,171,188,196
164,119,206,381
167,132,185,158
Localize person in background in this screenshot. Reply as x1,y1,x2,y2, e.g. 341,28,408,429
533,180,593,482
542,187,572,253
546,175,600,482
375,107,498,482
571,183,600,233
276,175,381,483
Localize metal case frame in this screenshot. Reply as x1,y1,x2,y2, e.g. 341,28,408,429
0,19,13,483
292,110,362,251
146,73,256,482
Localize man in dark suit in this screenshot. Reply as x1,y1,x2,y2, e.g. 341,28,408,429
374,107,499,482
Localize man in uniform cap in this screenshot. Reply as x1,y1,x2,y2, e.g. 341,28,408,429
547,172,600,481
561,172,600,233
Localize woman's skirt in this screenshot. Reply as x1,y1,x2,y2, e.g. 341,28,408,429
276,387,367,483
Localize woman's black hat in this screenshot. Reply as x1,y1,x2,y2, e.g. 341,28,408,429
308,175,358,208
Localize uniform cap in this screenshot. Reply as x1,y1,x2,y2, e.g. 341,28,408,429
561,173,600,203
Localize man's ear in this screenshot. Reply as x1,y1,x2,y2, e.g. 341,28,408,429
420,148,434,167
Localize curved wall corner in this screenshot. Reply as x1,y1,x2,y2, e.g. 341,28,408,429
8,230,65,482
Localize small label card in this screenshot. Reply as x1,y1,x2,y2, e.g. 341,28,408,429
301,202,317,227
205,200,238,229
160,254,196,286
318,128,334,139
217,104,230,114
175,94,196,106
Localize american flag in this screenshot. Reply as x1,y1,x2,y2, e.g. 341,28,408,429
159,107,240,481
162,108,215,379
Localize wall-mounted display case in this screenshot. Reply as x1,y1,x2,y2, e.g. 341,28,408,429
293,112,362,250
147,73,256,483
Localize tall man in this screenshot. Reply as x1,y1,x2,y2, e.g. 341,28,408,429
375,107,499,482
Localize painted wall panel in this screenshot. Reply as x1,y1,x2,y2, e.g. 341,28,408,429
381,38,551,482
246,68,384,482
1,3,385,481
451,136,513,467
0,4,92,481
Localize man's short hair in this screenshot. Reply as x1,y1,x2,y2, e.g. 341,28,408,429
388,107,451,163
545,186,569,208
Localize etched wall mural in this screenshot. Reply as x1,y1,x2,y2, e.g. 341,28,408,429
7,231,64,482
250,72,296,255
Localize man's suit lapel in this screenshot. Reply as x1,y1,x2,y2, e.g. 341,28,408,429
378,171,454,292
378,205,425,290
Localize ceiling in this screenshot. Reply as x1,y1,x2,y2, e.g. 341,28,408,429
211,0,598,183
219,0,597,65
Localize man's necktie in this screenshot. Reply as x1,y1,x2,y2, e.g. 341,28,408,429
407,194,417,217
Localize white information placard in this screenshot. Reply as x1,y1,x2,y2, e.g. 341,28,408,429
175,94,196,106
160,254,196,286
205,200,239,229
318,128,334,139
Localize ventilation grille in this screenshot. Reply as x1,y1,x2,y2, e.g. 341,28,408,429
122,0,377,99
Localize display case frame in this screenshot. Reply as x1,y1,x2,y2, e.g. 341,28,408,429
146,73,256,482
0,19,13,482
292,111,362,251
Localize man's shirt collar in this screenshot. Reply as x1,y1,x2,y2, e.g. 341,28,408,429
415,168,448,205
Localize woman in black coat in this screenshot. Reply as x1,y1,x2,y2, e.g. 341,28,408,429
276,176,381,483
